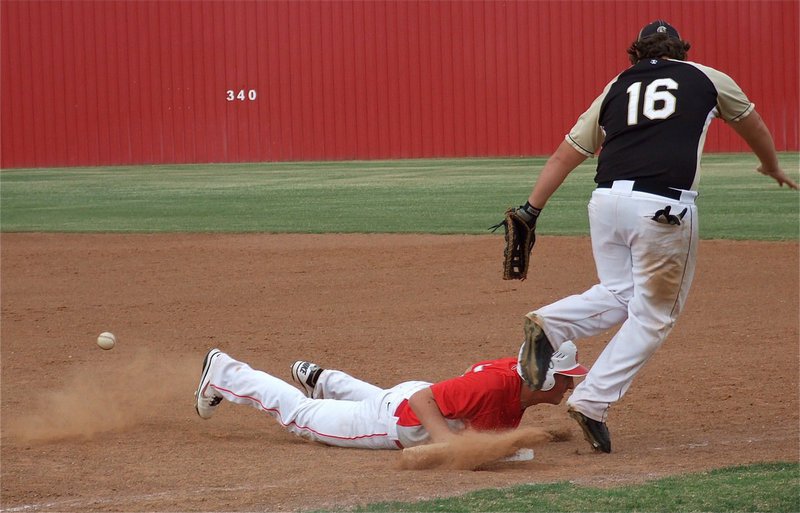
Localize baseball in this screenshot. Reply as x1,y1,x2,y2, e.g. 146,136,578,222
96,332,116,350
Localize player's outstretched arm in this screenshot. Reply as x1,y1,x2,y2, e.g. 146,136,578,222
527,140,589,209
408,388,457,444
730,110,799,190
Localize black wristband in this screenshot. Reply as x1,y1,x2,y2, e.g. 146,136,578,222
522,201,542,218
515,202,541,225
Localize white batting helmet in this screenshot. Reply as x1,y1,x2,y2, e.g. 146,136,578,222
538,341,589,392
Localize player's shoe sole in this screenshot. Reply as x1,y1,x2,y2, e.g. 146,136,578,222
568,408,611,453
195,348,224,419
519,314,554,390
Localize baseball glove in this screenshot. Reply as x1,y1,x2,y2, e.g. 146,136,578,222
490,205,540,280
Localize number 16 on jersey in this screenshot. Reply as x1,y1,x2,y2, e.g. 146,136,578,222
626,78,678,125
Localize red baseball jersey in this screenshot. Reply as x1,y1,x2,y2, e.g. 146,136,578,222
395,357,524,431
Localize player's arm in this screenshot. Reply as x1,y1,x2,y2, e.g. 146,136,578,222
408,387,458,444
729,110,799,189
527,140,589,209
704,63,798,190
526,80,612,210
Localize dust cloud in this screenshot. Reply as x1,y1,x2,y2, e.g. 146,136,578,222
6,349,198,442
399,427,567,470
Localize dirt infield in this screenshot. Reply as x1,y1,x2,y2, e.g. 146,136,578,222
1,233,798,512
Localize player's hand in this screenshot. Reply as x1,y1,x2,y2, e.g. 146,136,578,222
757,165,799,190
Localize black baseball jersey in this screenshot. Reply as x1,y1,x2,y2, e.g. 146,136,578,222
566,59,754,191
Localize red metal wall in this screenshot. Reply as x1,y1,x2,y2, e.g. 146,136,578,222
2,0,797,168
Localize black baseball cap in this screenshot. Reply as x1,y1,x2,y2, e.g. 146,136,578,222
638,20,681,41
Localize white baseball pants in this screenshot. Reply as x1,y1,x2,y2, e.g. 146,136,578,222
534,182,698,422
207,352,429,449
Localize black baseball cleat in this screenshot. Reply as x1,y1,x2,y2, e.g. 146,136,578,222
519,315,554,390
568,408,612,453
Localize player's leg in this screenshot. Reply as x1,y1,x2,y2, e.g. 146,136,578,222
569,196,698,422
200,352,399,449
292,361,384,400
315,369,384,401
532,191,633,345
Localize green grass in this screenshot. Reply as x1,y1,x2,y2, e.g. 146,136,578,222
345,462,799,513
1,153,798,238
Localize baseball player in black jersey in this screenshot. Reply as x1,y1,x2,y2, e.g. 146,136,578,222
510,20,798,453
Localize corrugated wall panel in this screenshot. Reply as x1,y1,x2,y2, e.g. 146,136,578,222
1,0,797,168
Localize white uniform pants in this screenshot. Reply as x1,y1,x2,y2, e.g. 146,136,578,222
208,353,429,449
534,182,698,422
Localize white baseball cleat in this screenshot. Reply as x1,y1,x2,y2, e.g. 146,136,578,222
290,360,323,397
195,348,224,419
